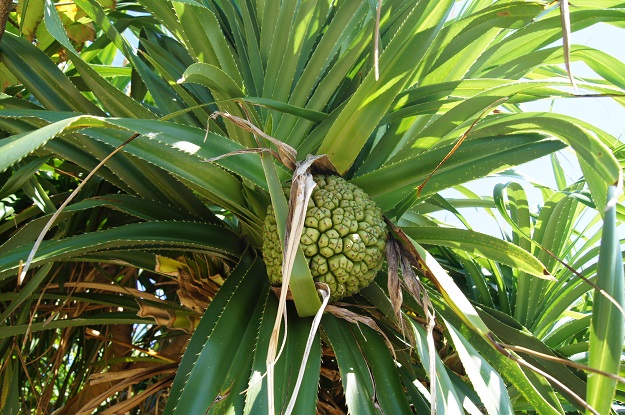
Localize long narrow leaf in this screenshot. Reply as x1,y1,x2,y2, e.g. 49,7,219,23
350,322,414,414
43,0,156,119
0,33,104,114
445,320,514,415
402,226,550,278
167,260,268,414
321,314,377,415
586,185,625,414
318,0,454,173
428,294,564,415
0,313,153,339
0,222,243,279
352,134,565,212
244,297,321,414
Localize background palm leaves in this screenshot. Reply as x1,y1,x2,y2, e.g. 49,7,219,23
0,0,624,414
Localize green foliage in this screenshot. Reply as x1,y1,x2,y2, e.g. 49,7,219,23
0,0,624,414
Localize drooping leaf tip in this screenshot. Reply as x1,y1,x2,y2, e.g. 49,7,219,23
543,269,556,281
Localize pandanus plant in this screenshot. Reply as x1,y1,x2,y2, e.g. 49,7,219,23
0,0,624,413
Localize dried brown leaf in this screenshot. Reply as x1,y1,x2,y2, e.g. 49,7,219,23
284,284,330,415
266,157,321,413
45,282,163,302
136,302,171,326
202,147,281,164
386,238,403,323
75,365,177,415
100,376,174,415
559,0,577,90
308,154,339,176
89,369,151,385
210,111,297,169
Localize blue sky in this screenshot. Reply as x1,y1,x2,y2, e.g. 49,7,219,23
436,22,625,235
527,22,625,140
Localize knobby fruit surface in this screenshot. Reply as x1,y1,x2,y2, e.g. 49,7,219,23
262,175,387,301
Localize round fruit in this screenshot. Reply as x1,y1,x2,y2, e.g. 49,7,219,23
262,175,387,301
